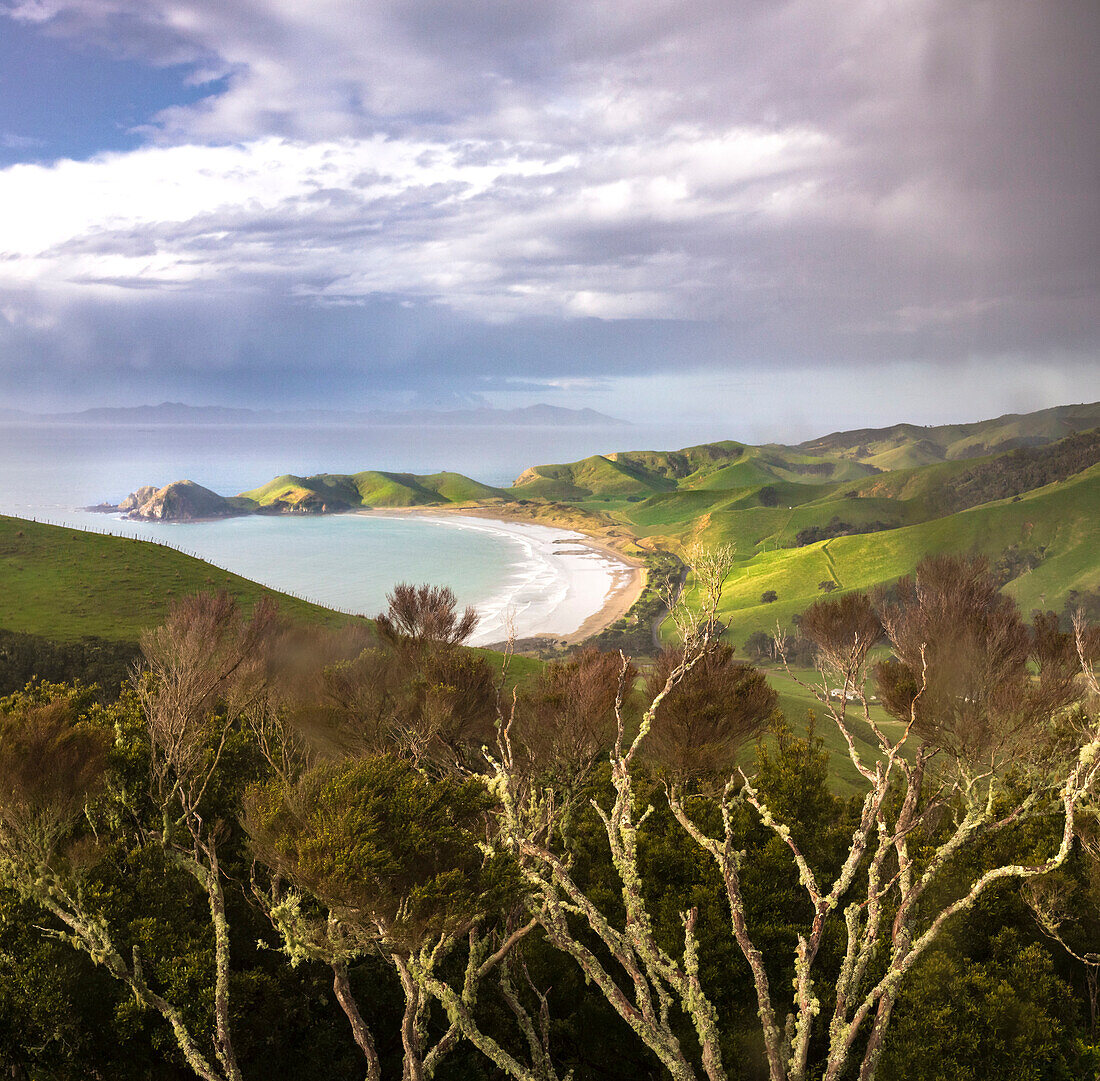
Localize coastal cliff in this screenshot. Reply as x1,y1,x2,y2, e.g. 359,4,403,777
115,480,253,521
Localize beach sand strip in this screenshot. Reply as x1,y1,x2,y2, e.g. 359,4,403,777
355,506,647,644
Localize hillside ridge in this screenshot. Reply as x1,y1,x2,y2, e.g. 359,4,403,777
101,402,1100,645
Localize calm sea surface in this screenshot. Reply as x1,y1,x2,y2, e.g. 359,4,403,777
0,421,704,637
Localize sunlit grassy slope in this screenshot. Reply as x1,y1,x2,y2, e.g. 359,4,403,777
239,470,508,509
797,400,1100,469
670,462,1100,644
0,515,359,642
504,414,1098,650
511,442,881,501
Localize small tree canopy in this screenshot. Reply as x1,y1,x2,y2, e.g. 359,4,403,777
874,555,1082,764
301,638,497,770
512,647,631,786
138,590,280,789
397,646,498,770
244,755,519,952
375,584,478,650
646,644,777,782
800,591,882,678
0,698,107,864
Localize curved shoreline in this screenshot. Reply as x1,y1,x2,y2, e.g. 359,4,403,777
356,507,646,647
68,500,649,649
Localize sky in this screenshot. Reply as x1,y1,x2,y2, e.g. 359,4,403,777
0,0,1097,437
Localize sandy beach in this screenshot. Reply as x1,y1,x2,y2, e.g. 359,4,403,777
357,508,645,647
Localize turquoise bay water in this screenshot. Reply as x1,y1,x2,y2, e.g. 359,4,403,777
0,420,699,639
58,511,534,636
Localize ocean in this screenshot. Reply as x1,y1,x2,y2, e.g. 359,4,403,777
0,420,699,642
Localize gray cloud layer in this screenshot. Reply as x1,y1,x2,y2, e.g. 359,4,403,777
1,0,1096,413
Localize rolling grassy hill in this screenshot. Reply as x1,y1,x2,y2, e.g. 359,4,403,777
511,441,880,501
505,406,1100,647
797,400,1100,469
670,461,1100,643
0,515,361,642
238,469,509,511
512,454,680,500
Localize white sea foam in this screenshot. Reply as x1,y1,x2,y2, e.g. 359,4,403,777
365,515,635,645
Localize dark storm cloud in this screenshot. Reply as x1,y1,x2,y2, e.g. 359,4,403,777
0,285,731,402
0,0,1096,412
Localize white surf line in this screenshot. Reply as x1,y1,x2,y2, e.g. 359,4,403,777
362,513,634,646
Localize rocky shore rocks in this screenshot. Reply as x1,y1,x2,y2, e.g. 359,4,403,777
114,480,251,521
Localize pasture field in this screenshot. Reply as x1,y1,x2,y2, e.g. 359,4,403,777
0,514,361,642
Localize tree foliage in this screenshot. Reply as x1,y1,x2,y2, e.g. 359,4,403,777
374,583,479,651
645,643,777,782
0,562,1098,1081
246,755,519,953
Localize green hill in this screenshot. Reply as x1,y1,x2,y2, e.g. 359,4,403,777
0,515,359,642
512,454,678,500
415,471,508,504
239,469,509,511
502,419,1096,646
797,400,1100,468
677,462,1100,643
239,473,363,511
510,440,880,503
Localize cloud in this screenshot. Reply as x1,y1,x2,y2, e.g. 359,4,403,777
0,126,834,321
0,0,1096,410
0,132,44,149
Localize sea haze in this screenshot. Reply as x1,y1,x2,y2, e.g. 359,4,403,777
0,419,715,508
0,420,702,638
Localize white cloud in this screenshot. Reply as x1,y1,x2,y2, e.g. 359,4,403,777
0,123,829,319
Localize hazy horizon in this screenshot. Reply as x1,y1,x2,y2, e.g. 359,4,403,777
3,391,1099,450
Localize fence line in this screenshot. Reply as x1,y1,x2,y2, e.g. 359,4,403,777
25,515,368,620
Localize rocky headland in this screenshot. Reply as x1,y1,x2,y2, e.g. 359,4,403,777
98,480,253,521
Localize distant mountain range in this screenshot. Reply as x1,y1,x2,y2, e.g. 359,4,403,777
0,402,629,428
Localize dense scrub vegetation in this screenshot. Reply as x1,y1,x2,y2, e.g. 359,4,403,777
940,426,1100,512
989,542,1047,587
0,627,137,700
589,550,684,655
1063,588,1100,628
792,516,899,547
1,560,1099,1080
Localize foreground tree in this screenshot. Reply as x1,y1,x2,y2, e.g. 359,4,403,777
375,583,479,653
0,593,282,1081
243,585,567,1081
491,554,1100,1081
132,592,282,1081
245,753,532,1081
5,561,1096,1080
